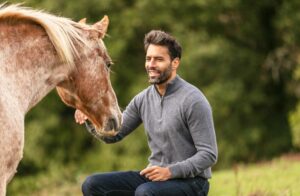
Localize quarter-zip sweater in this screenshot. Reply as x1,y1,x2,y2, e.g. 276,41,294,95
88,75,218,179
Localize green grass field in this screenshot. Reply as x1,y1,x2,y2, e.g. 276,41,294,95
210,154,300,196
8,154,300,196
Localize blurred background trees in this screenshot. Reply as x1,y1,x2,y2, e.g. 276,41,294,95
4,0,300,192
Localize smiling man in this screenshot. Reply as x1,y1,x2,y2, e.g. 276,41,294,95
76,30,218,196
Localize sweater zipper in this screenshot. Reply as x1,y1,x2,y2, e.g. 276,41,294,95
160,95,164,118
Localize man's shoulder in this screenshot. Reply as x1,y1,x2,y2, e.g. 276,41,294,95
131,85,153,103
179,79,203,96
136,85,152,97
178,79,210,105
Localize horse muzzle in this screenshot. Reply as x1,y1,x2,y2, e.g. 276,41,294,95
104,117,118,132
85,119,119,140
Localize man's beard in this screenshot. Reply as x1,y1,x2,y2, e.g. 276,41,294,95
147,64,172,85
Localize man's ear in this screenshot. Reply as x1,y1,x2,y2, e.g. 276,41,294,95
172,57,180,70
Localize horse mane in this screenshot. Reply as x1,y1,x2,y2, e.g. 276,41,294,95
0,3,86,67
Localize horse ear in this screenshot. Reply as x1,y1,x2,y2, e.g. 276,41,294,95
92,15,109,39
78,18,87,24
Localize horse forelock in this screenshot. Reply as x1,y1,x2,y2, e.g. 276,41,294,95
0,3,87,70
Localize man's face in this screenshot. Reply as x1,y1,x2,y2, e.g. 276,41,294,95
145,44,174,85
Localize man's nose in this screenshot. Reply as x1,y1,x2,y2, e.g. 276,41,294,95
147,59,155,67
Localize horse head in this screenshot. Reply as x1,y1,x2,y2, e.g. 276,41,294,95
56,16,122,138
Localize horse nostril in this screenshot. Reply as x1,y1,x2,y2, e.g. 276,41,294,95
104,117,117,131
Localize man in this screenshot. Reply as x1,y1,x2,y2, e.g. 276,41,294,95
75,30,218,196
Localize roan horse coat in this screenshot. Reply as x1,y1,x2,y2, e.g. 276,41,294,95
0,4,122,195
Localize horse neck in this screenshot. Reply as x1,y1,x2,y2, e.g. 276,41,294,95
0,21,70,114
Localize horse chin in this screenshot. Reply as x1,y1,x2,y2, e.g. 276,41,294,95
87,126,119,141
97,129,119,137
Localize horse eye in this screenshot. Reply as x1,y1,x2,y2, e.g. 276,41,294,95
106,61,113,68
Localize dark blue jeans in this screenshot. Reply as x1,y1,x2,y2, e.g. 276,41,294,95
82,171,209,196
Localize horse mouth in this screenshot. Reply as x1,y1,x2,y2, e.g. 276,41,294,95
85,119,119,140
96,129,118,138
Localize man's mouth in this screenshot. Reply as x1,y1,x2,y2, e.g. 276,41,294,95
148,70,160,77
149,72,159,77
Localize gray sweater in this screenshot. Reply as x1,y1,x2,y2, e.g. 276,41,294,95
88,75,218,179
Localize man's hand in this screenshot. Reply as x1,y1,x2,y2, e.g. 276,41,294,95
140,166,172,181
74,109,88,124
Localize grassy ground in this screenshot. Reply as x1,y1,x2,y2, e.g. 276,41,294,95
210,154,300,196
7,154,300,196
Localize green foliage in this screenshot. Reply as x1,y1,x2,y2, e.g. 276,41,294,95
289,64,300,149
290,104,300,148
21,92,94,174
4,0,300,193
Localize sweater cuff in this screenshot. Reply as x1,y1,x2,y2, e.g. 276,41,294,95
169,164,183,179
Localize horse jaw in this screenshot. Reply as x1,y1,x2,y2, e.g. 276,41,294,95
55,86,121,138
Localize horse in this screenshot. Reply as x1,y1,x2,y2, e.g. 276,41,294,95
0,4,122,195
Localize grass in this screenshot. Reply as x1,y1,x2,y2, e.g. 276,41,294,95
210,154,300,196
7,154,300,196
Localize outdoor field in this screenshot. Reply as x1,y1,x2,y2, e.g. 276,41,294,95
2,0,300,195
7,153,300,195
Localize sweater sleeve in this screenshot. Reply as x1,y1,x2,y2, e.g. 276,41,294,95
168,95,218,179
117,95,143,140
85,95,143,144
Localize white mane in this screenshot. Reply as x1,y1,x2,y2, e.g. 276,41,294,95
0,3,85,66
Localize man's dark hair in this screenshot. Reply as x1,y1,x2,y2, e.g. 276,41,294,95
144,30,182,60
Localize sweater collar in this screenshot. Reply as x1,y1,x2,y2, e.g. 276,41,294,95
153,75,182,97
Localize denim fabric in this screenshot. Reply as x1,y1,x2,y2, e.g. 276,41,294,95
82,171,209,196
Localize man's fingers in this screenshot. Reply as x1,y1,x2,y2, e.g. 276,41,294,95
74,110,88,124
140,166,156,175
147,172,168,181
145,169,158,178
141,166,171,182
148,173,160,181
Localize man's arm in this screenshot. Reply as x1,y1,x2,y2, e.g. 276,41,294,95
169,96,218,179
74,96,143,144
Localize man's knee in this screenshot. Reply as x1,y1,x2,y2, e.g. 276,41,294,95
82,175,93,195
82,175,104,196
135,183,155,196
